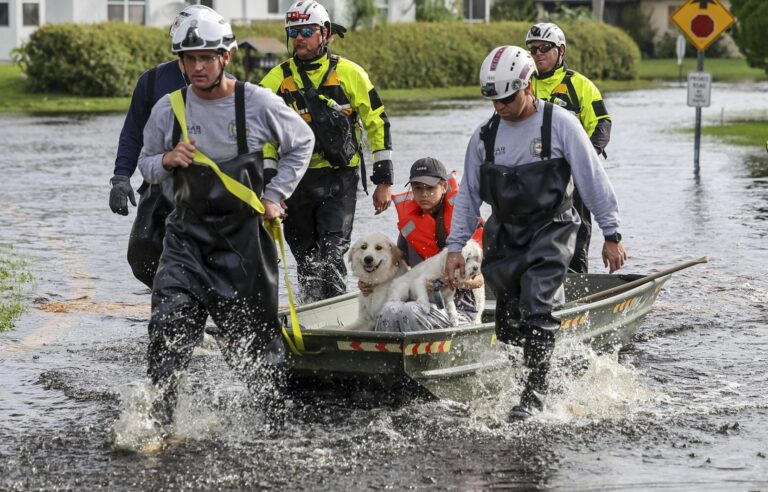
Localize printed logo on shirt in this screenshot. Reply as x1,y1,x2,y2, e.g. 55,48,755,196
494,146,505,157
227,120,249,141
529,137,542,158
187,124,202,136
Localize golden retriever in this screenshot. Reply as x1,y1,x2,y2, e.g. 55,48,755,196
341,233,409,331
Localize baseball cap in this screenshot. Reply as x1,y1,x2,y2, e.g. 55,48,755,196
408,157,449,186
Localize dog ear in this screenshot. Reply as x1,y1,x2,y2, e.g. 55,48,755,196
390,242,403,266
348,241,359,264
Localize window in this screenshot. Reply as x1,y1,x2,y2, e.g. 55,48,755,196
0,3,8,27
22,2,40,26
108,0,145,24
268,0,279,14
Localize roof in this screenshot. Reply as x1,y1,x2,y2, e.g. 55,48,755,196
238,37,287,55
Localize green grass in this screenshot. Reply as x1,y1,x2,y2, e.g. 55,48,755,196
0,64,128,113
702,120,768,148
0,245,33,331
639,58,767,82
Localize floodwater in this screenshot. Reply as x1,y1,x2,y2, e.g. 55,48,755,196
1,82,767,490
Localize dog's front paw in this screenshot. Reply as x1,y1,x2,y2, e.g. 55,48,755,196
418,300,431,313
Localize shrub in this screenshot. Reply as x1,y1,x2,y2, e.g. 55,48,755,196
331,21,640,88
16,22,167,96
15,20,640,95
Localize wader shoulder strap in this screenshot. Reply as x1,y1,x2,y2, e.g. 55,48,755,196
541,101,553,161
168,89,266,215
479,112,500,165
234,81,248,156
562,70,581,114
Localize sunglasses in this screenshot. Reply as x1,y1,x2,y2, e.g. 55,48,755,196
287,26,320,39
529,43,557,55
494,91,519,105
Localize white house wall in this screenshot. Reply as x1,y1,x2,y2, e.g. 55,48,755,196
0,0,417,63
1,0,46,62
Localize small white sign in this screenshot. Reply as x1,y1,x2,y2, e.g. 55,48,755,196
687,72,712,107
676,35,686,65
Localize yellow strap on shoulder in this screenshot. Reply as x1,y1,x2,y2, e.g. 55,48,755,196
169,89,303,355
169,90,265,215
264,219,304,355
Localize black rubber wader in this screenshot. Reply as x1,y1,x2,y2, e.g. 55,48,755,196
479,103,579,416
146,83,280,425
283,167,358,303
569,189,592,274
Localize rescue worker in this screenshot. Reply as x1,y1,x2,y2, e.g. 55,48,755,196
366,158,484,332
110,4,220,287
526,23,612,274
260,0,394,303
137,8,314,427
444,46,627,421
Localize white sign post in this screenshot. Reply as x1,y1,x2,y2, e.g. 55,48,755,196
687,72,712,107
676,35,686,83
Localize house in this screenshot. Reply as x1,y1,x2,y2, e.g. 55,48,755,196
0,0,416,62
1,1,44,62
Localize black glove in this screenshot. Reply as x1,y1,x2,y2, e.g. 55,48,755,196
109,175,136,216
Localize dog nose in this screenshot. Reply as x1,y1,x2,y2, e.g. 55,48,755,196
363,255,374,265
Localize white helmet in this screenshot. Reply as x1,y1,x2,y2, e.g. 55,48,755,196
169,5,216,39
171,7,237,53
285,1,331,29
479,46,537,100
526,23,566,48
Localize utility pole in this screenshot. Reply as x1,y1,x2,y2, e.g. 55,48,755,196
592,0,605,22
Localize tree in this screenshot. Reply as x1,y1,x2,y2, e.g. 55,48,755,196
415,0,462,22
490,0,537,22
615,4,656,58
348,0,379,30
730,0,768,73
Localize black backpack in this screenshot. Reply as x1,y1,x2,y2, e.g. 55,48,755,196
295,56,359,168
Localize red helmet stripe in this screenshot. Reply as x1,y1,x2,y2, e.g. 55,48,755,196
489,47,507,71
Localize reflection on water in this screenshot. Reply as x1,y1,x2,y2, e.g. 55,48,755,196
1,82,768,489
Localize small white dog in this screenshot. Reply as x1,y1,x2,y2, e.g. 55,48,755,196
388,240,485,326
342,233,409,331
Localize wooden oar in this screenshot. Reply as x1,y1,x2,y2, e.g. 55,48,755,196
573,256,709,304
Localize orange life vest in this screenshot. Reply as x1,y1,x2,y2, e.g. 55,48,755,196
393,172,483,260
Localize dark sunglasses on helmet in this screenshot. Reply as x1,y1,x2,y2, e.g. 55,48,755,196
529,43,557,55
287,26,319,39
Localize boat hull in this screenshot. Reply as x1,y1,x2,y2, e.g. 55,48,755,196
279,272,670,400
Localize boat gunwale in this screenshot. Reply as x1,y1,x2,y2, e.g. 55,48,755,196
289,273,670,340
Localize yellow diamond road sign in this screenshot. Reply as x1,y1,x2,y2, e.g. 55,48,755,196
672,0,735,52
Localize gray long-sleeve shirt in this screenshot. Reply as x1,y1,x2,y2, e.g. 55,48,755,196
448,100,620,253
138,82,314,205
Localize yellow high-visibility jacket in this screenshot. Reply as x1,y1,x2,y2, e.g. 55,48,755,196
260,53,392,184
532,65,609,138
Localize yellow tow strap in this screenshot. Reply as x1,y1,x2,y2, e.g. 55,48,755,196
264,220,304,355
169,89,304,355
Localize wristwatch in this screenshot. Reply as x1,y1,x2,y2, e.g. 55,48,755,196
604,232,622,243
